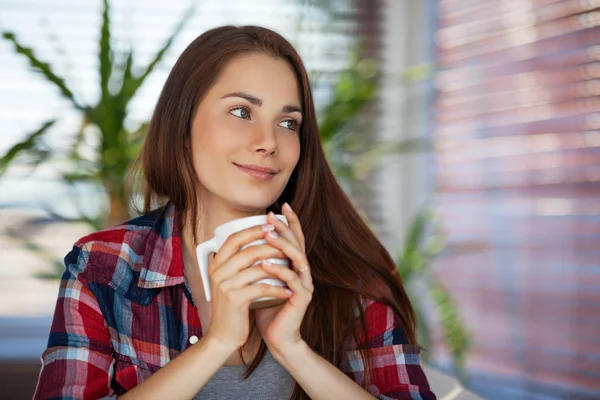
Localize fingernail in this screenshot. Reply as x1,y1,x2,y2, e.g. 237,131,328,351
268,211,276,219
268,231,279,239
262,224,275,232
285,289,293,296
262,260,273,267
283,203,292,212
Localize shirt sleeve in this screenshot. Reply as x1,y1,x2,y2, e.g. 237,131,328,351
34,244,116,400
344,298,437,400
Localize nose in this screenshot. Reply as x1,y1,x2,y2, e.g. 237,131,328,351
250,122,277,155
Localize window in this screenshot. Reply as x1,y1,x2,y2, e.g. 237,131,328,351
433,1,600,398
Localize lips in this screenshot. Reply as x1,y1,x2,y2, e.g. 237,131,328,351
234,163,279,174
234,163,279,181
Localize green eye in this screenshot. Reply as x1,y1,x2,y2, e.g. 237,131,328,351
230,107,250,119
279,119,299,131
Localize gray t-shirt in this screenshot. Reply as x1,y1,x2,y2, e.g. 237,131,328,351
194,349,296,400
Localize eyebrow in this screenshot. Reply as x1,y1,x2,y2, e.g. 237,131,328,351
220,92,303,114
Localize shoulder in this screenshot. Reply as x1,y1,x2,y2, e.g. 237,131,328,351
75,209,161,249
68,209,165,281
352,297,411,348
345,297,434,399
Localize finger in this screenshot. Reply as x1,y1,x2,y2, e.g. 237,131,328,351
213,223,276,269
212,244,286,283
219,265,276,291
261,261,312,298
264,233,313,290
281,203,305,252
238,283,292,305
267,211,301,249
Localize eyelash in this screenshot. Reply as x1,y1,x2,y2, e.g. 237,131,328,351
229,106,300,132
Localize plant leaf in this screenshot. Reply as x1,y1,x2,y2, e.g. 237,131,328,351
42,181,103,231
408,287,432,359
119,5,195,103
428,278,470,383
120,49,134,93
137,6,194,83
318,50,377,145
99,0,113,100
378,137,433,155
25,148,52,170
2,32,83,110
402,63,434,85
61,171,98,184
319,67,376,145
5,226,65,279
68,115,92,162
396,206,431,276
44,208,103,231
352,137,433,180
0,119,56,176
128,121,149,144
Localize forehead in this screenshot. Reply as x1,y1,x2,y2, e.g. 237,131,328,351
209,52,301,104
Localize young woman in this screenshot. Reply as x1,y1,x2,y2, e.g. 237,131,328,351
34,26,436,400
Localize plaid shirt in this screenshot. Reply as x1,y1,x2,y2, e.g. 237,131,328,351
34,204,435,399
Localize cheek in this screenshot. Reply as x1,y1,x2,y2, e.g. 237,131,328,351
192,114,242,157
281,134,301,166
190,127,224,183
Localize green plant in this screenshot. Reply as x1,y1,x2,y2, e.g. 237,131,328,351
0,0,194,228
318,56,432,187
319,54,470,380
396,205,470,383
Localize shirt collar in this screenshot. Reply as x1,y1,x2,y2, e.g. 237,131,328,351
137,202,187,289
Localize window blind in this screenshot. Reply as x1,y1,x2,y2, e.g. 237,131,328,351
433,0,600,397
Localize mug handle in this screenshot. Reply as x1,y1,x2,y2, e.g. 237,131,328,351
196,237,217,302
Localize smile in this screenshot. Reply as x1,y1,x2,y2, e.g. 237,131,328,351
234,163,278,181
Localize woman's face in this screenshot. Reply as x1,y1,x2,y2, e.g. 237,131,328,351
190,52,302,213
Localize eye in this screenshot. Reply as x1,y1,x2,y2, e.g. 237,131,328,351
279,119,300,131
230,106,250,119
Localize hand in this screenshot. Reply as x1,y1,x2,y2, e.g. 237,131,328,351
255,203,314,355
204,224,293,353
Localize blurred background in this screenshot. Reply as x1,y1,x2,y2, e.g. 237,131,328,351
0,0,599,399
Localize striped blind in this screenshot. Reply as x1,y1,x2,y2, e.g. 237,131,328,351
433,0,600,398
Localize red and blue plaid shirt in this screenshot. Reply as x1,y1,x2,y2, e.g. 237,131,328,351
33,204,435,399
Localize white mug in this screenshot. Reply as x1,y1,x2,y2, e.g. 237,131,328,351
195,214,290,309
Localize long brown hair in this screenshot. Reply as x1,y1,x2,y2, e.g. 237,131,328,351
136,25,417,399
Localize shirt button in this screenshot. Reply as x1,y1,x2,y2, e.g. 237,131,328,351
189,335,199,345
